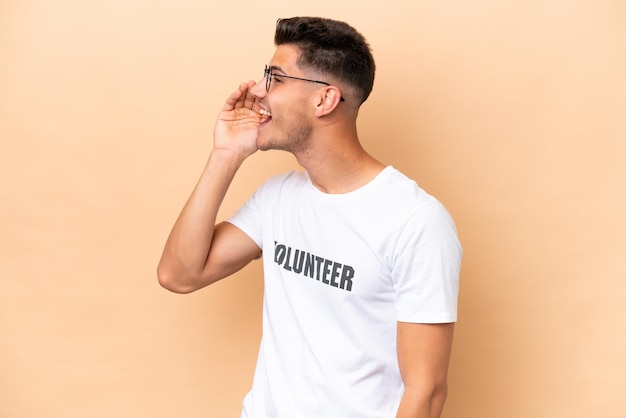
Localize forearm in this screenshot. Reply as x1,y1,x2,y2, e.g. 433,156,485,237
157,149,245,292
396,322,454,418
395,384,447,418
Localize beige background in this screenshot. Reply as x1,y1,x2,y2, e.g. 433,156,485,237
2,1,625,417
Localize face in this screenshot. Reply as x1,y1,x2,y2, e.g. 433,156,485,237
251,45,318,154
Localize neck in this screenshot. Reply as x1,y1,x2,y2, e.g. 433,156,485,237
294,129,385,194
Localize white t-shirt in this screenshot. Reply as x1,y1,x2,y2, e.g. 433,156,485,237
227,166,461,418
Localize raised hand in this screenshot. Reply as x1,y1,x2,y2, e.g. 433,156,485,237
158,80,265,295
213,80,262,159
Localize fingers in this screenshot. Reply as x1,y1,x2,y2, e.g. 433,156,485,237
222,83,245,111
224,81,258,112
232,82,249,109
242,80,257,111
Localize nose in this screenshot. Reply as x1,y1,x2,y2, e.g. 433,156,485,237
250,77,267,99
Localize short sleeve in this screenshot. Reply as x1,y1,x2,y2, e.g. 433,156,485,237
392,202,462,323
226,188,264,250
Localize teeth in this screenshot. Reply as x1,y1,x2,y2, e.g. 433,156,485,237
259,109,272,116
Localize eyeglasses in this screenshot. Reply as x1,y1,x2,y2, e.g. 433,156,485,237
264,65,345,102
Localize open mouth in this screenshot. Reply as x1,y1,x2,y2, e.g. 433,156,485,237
259,108,272,127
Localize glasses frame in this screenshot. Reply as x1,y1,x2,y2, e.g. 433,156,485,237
264,65,345,102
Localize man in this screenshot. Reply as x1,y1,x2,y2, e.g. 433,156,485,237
158,17,461,418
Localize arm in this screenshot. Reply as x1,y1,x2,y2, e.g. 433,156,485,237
395,322,455,418
157,81,263,293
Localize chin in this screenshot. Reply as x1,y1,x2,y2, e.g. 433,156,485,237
256,136,272,151
256,133,283,152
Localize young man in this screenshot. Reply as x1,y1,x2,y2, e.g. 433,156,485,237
158,17,461,418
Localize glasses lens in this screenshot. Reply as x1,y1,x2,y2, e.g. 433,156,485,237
264,66,271,92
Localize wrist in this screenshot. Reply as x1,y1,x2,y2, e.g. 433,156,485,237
209,147,250,166
203,148,252,182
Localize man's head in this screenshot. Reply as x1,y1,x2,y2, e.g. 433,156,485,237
274,17,375,105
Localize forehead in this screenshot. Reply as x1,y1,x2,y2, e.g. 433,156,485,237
268,44,301,73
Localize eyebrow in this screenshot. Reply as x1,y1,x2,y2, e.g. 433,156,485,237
268,65,286,75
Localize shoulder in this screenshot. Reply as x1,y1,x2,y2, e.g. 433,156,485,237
257,170,308,191
378,167,446,212
263,170,308,186
378,168,459,241
252,170,309,199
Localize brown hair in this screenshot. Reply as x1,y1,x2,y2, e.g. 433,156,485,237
275,17,376,104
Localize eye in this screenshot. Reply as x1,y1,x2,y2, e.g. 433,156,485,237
272,75,284,83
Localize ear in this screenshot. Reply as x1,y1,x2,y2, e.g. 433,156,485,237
314,86,343,117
